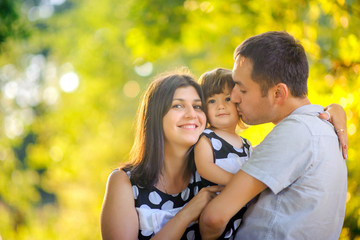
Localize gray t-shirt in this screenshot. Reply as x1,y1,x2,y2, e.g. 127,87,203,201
235,104,347,240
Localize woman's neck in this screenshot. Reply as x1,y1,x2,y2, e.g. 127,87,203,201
163,144,189,177
159,144,191,194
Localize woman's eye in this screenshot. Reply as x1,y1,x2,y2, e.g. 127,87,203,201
240,90,247,94
172,104,183,109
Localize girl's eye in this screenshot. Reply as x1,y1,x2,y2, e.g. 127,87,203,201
240,90,247,94
225,97,231,102
208,99,215,104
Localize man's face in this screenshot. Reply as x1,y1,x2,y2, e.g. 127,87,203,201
231,56,274,125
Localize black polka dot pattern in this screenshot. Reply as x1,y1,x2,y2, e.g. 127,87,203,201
200,129,252,239
124,169,203,240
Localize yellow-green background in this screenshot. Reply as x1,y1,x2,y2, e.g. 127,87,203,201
0,0,359,239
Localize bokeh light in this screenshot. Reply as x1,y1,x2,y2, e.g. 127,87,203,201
134,62,153,77
43,86,59,105
59,72,80,93
123,80,140,98
4,115,24,139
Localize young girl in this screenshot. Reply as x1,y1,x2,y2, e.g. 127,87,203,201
194,68,251,238
195,68,251,187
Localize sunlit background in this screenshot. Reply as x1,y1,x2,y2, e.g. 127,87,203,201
0,0,359,239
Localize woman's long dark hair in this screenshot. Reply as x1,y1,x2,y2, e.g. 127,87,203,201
123,69,205,188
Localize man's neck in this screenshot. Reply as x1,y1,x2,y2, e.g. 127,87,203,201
272,97,311,125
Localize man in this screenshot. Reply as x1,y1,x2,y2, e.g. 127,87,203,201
199,31,347,240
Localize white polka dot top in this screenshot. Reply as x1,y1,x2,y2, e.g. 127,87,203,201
121,169,203,240
199,128,252,238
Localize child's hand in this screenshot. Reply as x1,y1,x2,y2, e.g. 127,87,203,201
180,185,224,222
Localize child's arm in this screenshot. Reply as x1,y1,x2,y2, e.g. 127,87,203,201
194,135,234,186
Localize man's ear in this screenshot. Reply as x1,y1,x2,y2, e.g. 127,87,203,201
273,83,288,104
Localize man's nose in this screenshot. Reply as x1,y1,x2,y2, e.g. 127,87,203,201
231,85,242,104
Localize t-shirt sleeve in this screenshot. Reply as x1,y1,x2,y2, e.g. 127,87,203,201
241,118,314,194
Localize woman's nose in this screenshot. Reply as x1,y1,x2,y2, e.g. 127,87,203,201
185,106,196,118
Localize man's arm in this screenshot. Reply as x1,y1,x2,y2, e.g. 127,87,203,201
199,170,267,240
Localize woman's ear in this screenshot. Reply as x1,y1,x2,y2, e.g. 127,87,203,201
273,83,289,104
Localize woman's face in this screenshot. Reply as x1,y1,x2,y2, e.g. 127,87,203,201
162,86,206,150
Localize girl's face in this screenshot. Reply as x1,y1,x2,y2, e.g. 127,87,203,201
162,86,206,150
206,87,240,130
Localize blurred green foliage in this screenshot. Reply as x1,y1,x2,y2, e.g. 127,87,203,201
0,0,359,239
0,0,29,49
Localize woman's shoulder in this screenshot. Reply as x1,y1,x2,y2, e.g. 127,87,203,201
106,168,132,189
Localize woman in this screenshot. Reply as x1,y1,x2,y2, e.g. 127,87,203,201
100,70,222,239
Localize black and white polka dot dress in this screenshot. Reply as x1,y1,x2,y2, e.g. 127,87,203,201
201,129,252,186
123,169,203,240
200,128,252,239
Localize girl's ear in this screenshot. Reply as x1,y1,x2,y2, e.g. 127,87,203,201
273,83,289,105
